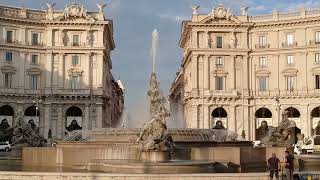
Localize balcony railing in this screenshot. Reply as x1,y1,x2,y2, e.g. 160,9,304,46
309,40,320,45
27,41,45,46
282,42,298,48
255,44,270,49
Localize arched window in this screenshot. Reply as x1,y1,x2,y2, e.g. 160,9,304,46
66,106,82,117
0,105,14,116
212,107,227,118
284,107,300,118
24,106,40,116
255,108,272,118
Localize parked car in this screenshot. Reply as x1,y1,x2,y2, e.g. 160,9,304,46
0,141,11,152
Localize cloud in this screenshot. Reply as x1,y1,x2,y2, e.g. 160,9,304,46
158,13,189,23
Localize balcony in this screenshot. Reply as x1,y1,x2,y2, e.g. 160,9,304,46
281,42,298,48
2,39,19,44
309,40,320,45
27,41,45,46
208,43,231,49
255,44,270,49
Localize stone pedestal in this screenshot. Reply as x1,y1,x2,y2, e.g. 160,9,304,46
140,151,170,162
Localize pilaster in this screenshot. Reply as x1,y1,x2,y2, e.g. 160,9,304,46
203,55,209,90
57,105,63,139
191,54,198,93
191,105,198,128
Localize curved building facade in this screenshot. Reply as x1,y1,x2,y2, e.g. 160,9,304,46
0,3,124,140
170,5,320,140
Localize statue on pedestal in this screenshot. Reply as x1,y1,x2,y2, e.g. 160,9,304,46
137,73,172,151
314,121,320,135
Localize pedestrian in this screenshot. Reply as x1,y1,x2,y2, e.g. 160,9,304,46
285,150,294,180
267,153,281,180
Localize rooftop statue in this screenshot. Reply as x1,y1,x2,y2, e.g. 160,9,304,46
56,3,95,22
191,5,200,15
209,4,233,20
96,3,107,14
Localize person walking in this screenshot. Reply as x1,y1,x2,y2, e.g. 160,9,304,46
285,150,294,180
267,153,281,180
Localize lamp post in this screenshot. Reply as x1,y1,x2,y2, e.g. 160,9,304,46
32,96,42,126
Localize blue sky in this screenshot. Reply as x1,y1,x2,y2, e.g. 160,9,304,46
1,0,320,115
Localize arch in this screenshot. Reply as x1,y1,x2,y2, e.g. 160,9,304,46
255,108,272,118
65,106,83,132
284,107,300,118
66,106,83,117
0,105,14,116
211,107,227,118
311,107,320,117
24,106,40,116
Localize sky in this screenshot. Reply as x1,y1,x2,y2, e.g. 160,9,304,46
1,0,320,118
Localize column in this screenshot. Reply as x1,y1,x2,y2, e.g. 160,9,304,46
43,104,50,139
230,55,236,90
242,56,249,91
47,28,53,46
95,104,103,128
191,30,198,48
203,105,210,128
203,55,209,90
18,52,26,88
97,54,103,88
228,105,236,132
85,53,91,89
20,27,26,45
57,105,63,139
45,52,53,88
83,104,90,131
191,54,198,93
191,105,198,128
300,105,309,137
97,30,104,47
204,31,209,48
58,53,65,88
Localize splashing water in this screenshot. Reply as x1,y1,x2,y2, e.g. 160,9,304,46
151,29,159,73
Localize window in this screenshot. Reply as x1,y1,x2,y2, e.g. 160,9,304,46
216,36,223,48
259,36,266,47
259,77,267,91
287,34,293,45
316,53,320,64
316,75,320,89
286,76,295,91
287,55,294,65
6,30,13,43
72,35,80,46
31,54,39,64
70,76,80,89
31,33,39,45
30,75,40,90
4,73,13,88
72,55,79,65
5,52,12,62
316,32,320,43
215,77,224,90
215,57,224,66
259,57,267,67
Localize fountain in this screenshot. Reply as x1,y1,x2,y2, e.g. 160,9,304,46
22,30,272,174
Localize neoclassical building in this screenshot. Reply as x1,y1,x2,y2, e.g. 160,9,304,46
170,5,320,140
0,3,124,140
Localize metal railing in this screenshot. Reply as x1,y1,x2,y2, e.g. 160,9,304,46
281,42,298,48
255,44,270,49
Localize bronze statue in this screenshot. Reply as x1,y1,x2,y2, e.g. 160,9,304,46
66,119,82,132
11,111,46,147
212,120,225,130
261,110,294,146
256,120,269,140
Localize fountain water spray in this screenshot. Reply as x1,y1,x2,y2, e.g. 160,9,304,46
151,29,159,73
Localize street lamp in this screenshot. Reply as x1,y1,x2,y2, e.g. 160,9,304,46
32,97,42,123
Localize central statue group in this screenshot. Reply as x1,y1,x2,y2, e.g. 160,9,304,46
136,73,173,151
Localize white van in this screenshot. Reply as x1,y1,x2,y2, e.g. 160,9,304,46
300,135,320,154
